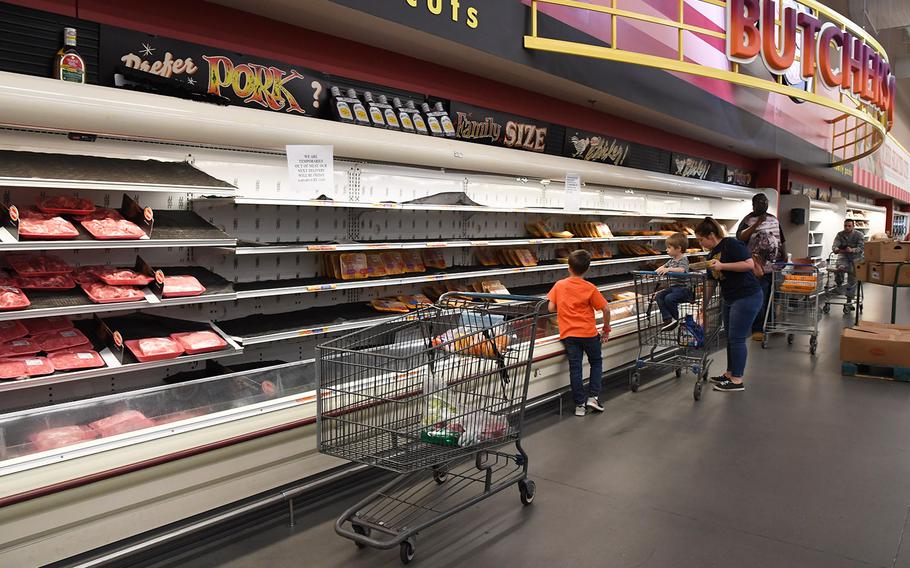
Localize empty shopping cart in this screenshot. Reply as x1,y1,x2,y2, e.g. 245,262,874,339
762,263,823,354
630,271,722,401
317,292,546,564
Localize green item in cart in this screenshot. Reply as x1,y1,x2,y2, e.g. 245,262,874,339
420,428,461,447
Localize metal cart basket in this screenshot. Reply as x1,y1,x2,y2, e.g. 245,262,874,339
822,252,864,315
630,271,722,401
762,263,823,354
317,292,546,564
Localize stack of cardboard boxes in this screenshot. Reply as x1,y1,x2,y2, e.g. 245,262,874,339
856,241,910,286
840,322,910,379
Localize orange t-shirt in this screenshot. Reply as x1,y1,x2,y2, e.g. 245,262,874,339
547,277,609,340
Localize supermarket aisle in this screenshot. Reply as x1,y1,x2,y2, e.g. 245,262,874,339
179,286,910,568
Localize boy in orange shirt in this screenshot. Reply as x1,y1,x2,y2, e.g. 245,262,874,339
547,250,611,417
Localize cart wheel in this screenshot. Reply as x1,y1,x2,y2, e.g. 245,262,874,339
519,479,537,506
761,339,768,349
675,368,682,378
432,469,448,484
823,303,831,314
809,336,818,356
693,379,703,401
352,524,370,548
787,334,794,345
630,371,640,393
400,539,416,564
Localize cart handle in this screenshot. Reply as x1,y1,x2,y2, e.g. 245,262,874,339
438,291,545,303
632,271,693,277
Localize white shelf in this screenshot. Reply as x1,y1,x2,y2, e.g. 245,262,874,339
0,232,236,252
0,176,236,197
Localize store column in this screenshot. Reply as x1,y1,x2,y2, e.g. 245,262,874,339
875,198,895,236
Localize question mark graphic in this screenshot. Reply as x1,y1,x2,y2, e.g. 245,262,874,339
311,81,323,109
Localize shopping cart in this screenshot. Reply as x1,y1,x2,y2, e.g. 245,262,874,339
822,252,864,314
762,263,822,354
630,271,722,401
317,292,546,564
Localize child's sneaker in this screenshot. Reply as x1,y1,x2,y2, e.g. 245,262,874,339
575,405,586,417
586,397,605,413
660,319,679,332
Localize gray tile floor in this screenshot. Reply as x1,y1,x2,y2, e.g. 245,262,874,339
187,286,910,568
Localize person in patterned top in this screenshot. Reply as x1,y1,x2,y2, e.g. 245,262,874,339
736,193,787,341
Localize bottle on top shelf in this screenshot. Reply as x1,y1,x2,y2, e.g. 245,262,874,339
434,102,457,137
330,87,354,124
362,92,387,128
407,100,430,135
378,95,401,131
345,89,371,126
54,27,86,84
393,97,416,133
421,102,444,137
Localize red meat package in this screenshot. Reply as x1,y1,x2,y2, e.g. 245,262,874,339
89,410,156,437
16,274,77,290
81,282,145,304
169,331,227,355
0,358,27,379
80,218,145,240
33,328,90,352
125,337,184,362
17,208,79,239
162,276,206,298
30,425,98,452
0,338,40,357
6,254,72,276
73,265,105,284
12,356,54,376
0,270,17,287
97,268,153,286
23,316,73,335
0,286,30,311
37,196,96,216
0,320,28,343
48,349,105,371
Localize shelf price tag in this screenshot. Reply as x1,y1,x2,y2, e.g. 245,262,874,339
286,145,338,200
307,284,337,292
564,173,581,211
308,244,337,251
426,242,447,248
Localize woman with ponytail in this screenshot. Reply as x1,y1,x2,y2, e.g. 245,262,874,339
695,217,763,392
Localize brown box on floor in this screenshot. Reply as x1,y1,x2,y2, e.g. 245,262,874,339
841,322,910,367
865,241,910,263
854,261,869,282
867,263,910,286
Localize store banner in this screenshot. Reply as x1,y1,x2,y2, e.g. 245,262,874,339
724,166,756,188
563,128,671,173
450,101,556,154
669,153,726,184
99,25,330,117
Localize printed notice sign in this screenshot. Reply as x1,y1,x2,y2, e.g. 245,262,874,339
286,145,336,199
564,173,581,211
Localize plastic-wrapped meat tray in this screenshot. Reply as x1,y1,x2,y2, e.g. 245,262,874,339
73,266,106,284
162,275,205,298
23,316,73,335
37,196,96,216
81,282,145,304
47,349,105,371
81,218,146,240
30,425,98,451
0,320,28,343
0,358,28,379
17,209,80,239
170,331,227,355
0,286,30,310
125,337,185,362
14,356,55,376
16,274,77,290
0,338,41,357
33,328,90,352
6,254,72,276
0,270,18,286
88,410,156,437
97,268,153,286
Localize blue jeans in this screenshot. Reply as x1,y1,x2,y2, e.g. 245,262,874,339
752,273,772,333
562,336,603,406
722,289,764,378
656,286,692,321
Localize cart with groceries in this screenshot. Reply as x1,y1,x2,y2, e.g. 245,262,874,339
762,262,823,354
317,292,546,564
630,270,722,401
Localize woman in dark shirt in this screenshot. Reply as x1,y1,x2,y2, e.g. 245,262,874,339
695,218,763,392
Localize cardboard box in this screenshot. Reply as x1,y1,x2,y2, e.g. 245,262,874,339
865,241,910,263
854,261,868,282
841,322,910,367
867,262,910,286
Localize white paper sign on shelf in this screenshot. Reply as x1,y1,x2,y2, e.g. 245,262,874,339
564,173,581,211
286,145,337,200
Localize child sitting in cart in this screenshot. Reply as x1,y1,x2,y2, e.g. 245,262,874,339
655,232,692,332
547,250,611,417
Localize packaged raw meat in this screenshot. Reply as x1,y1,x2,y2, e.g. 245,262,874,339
365,254,388,278
0,286,30,311
6,254,72,276
370,298,410,313
169,331,228,355
34,328,90,352
421,249,447,269
339,253,368,280
125,337,184,362
16,274,77,290
162,275,206,298
72,265,106,284
0,338,40,357
23,316,73,335
30,425,98,451
12,356,55,376
0,269,17,287
17,208,79,240
401,251,426,273
89,409,156,437
0,358,28,379
0,320,28,343
37,196,96,216
381,252,406,275
47,349,105,371
81,282,145,304
397,294,432,309
474,248,499,267
98,268,153,286
81,218,145,240
514,249,538,267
